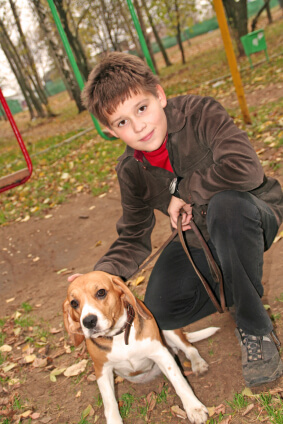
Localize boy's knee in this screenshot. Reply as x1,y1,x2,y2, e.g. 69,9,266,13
207,190,260,236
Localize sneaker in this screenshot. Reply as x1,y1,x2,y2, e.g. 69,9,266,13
235,327,283,387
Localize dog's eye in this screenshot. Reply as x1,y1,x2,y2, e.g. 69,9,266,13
96,289,107,299
70,299,79,309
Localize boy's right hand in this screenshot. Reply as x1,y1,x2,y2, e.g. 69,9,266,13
168,196,192,231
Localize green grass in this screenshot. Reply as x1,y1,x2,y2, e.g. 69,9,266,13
227,392,249,411
259,393,283,424
119,393,135,419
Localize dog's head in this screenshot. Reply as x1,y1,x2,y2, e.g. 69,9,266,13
63,271,152,346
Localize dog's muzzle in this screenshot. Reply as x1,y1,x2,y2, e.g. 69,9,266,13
83,314,98,329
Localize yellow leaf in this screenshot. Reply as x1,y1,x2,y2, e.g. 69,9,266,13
81,404,94,419
242,387,254,397
207,406,216,417
2,363,17,372
20,410,32,418
171,405,187,419
131,276,145,286
24,354,36,364
50,367,66,382
0,345,12,353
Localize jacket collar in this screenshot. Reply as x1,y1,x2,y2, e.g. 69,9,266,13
165,98,186,134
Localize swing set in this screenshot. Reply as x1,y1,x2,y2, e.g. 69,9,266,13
1,0,250,194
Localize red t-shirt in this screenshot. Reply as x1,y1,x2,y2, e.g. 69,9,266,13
134,135,174,173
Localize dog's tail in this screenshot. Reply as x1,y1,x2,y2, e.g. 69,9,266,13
184,327,220,343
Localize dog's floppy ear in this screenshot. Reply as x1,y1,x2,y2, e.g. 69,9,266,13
63,299,85,346
112,276,152,320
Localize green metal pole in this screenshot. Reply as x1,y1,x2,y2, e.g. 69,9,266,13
47,0,114,140
126,0,156,74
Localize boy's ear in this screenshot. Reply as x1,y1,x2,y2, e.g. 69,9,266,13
156,84,167,108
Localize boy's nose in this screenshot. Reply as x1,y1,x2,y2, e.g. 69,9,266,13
132,119,146,133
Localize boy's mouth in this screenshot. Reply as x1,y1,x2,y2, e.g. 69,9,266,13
140,130,154,142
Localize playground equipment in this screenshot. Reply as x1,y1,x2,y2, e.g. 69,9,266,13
0,87,33,194
241,29,269,69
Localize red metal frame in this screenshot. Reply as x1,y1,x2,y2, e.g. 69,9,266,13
0,87,33,193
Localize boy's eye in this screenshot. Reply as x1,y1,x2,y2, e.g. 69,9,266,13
139,105,147,113
118,119,127,127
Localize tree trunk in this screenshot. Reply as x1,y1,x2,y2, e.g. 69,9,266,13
116,0,143,57
53,0,90,80
140,0,172,67
99,0,120,51
223,0,248,57
8,0,56,117
30,0,85,112
0,19,46,118
251,0,272,32
133,0,158,73
174,0,185,64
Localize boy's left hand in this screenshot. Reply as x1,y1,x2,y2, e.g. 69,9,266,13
168,196,192,231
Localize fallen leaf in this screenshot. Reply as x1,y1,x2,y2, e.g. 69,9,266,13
87,374,97,382
242,403,255,416
33,256,40,262
242,387,254,397
183,361,191,368
214,403,226,415
207,406,215,417
23,354,36,364
31,412,41,419
50,328,62,334
6,298,15,303
0,345,12,353
50,367,66,382
56,268,68,275
131,276,145,286
273,230,283,243
64,359,88,377
2,363,17,373
75,390,81,398
20,410,33,418
81,404,94,419
171,405,187,419
114,376,124,384
33,357,48,368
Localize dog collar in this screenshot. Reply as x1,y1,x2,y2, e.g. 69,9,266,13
110,303,135,345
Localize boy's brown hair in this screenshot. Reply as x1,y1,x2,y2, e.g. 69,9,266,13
81,52,160,127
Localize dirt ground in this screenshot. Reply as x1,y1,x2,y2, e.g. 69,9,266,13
1,175,283,424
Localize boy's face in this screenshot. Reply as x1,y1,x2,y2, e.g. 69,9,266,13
106,85,167,152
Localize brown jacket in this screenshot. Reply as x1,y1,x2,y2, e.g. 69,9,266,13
94,95,283,279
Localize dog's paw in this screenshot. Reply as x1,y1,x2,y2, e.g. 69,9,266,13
191,357,209,375
186,403,208,424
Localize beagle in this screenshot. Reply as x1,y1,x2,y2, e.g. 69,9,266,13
63,271,219,424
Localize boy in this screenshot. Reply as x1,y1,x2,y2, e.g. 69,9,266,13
80,52,283,387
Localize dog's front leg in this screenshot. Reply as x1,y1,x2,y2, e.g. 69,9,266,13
96,365,123,424
150,345,208,424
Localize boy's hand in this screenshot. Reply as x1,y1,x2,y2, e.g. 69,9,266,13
168,196,192,231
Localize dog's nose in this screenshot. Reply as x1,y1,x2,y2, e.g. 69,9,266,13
83,314,97,329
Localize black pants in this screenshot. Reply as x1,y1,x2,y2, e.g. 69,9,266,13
144,191,279,336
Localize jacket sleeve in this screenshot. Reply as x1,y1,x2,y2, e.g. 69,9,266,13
94,163,156,280
179,97,264,205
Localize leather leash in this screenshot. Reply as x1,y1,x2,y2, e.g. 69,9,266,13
177,216,226,314
128,215,226,314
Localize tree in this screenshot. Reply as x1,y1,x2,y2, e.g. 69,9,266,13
53,0,91,80
0,17,46,119
251,0,272,32
222,0,248,57
133,0,158,72
30,0,85,112
8,0,55,117
152,0,196,64
140,0,172,67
